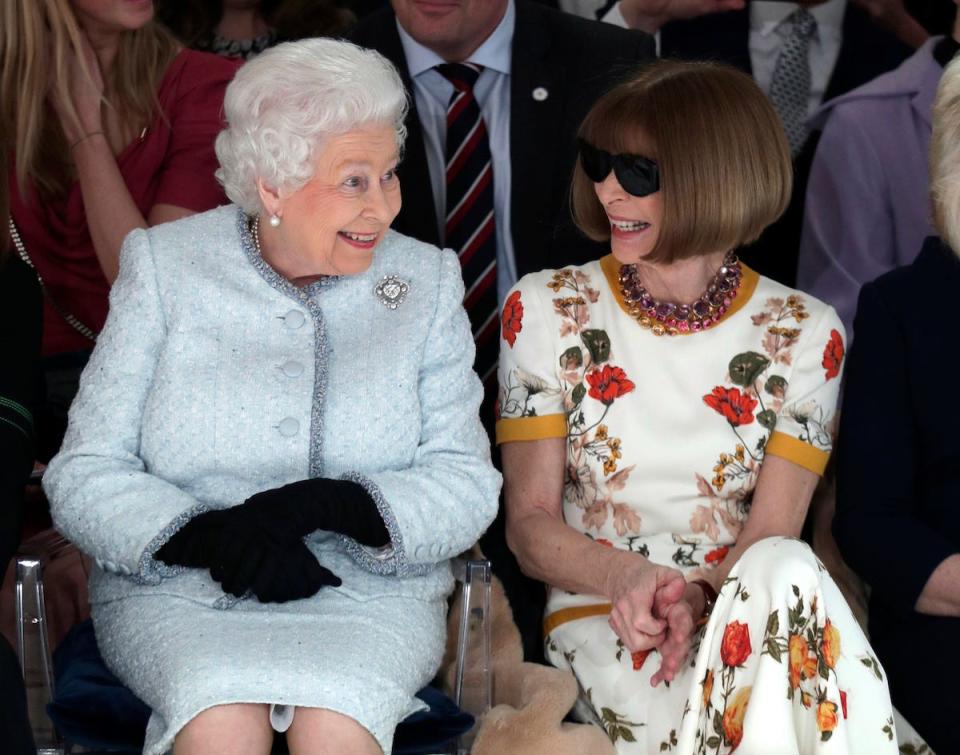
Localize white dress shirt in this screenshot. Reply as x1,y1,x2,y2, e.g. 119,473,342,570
751,0,846,118
603,0,847,117
396,1,518,304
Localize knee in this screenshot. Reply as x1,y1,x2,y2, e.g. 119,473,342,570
733,537,821,594
177,703,272,752
287,707,382,755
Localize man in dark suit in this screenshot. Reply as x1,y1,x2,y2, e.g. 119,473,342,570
350,0,654,287
599,0,912,286
350,0,654,662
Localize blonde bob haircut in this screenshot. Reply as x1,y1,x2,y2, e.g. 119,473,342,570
571,59,793,264
930,55,960,258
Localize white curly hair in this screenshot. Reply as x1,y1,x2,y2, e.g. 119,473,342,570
931,54,960,258
215,38,408,214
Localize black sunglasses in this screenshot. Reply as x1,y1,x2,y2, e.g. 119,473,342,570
577,139,660,197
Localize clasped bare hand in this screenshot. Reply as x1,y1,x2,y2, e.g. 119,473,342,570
606,555,710,686
606,556,684,651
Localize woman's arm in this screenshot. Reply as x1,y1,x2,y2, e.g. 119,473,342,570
336,250,502,577
698,455,820,593
43,228,210,583
71,134,193,283
502,437,685,666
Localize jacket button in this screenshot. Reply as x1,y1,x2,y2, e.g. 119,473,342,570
277,418,299,437
281,360,304,378
284,310,306,329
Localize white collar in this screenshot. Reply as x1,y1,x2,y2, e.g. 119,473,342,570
397,0,515,78
750,0,846,38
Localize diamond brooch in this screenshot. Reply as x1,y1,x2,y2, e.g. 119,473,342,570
374,274,409,309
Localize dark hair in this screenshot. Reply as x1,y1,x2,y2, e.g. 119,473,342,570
571,59,792,264
157,0,354,49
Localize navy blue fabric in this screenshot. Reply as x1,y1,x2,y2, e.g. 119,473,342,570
48,619,472,753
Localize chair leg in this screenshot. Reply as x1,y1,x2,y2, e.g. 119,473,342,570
15,557,64,755
451,559,492,754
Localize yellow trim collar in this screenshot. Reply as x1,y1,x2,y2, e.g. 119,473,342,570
599,254,760,334
765,431,830,476
495,414,568,445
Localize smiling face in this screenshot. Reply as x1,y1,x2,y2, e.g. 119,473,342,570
391,0,508,61
259,125,402,278
593,173,664,266
69,0,155,33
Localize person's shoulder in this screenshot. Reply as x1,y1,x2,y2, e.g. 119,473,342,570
866,236,960,312
160,48,242,101
814,40,938,125
519,0,652,57
345,6,397,47
754,273,843,336
143,205,238,263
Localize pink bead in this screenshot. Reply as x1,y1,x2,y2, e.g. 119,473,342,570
679,320,690,332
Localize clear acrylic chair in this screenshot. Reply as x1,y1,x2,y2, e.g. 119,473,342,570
14,536,492,755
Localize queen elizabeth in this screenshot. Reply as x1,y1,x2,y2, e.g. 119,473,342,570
43,39,501,755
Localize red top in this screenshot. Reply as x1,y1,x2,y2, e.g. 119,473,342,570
9,49,242,356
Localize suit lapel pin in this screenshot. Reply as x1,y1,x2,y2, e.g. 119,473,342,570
532,86,549,102
375,274,410,310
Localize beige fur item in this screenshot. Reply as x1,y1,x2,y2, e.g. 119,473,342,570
443,548,615,755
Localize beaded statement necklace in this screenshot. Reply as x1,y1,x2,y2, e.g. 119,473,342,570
617,252,742,336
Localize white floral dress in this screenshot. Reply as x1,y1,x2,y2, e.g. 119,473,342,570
495,257,900,754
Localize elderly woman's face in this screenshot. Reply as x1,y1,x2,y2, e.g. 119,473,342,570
278,125,401,276
593,173,664,265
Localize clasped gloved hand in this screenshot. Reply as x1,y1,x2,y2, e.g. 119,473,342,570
231,477,390,548
156,507,341,603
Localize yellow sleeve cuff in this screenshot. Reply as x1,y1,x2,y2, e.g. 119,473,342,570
495,414,568,445
765,431,831,475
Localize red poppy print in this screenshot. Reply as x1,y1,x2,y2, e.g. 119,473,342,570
840,690,848,719
631,648,651,671
705,545,730,566
703,387,758,427
501,290,524,348
822,329,844,381
720,620,752,667
586,365,636,405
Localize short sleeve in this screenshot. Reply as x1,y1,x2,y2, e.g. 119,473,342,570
495,275,567,444
153,53,241,212
764,303,846,475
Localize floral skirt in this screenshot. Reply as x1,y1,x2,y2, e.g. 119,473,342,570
545,538,900,754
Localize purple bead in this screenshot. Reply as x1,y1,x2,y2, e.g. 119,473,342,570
675,304,691,321
640,295,655,309
693,300,711,318
655,302,676,319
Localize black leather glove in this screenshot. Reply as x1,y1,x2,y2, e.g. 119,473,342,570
231,477,390,548
156,508,341,603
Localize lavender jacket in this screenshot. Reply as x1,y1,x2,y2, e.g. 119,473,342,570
797,38,942,336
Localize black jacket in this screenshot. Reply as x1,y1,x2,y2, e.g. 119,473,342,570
0,255,41,577
349,1,655,277
835,236,960,617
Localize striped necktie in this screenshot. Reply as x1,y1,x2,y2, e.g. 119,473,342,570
436,63,499,394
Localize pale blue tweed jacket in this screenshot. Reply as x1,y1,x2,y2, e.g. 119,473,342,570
44,203,502,613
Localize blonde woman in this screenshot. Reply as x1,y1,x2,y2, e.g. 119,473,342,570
2,0,239,454
834,54,960,755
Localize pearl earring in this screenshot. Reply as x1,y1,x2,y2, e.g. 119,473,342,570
269,214,281,228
